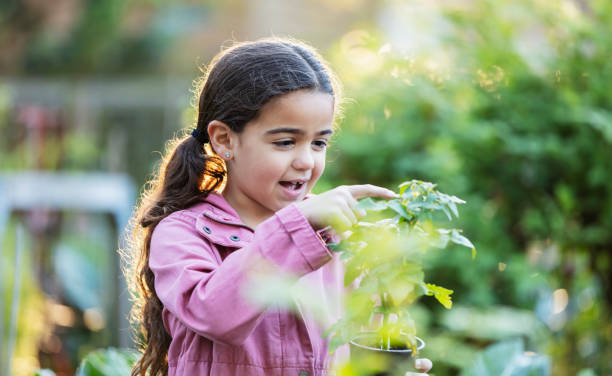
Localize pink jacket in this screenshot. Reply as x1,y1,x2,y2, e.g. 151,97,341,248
149,192,347,375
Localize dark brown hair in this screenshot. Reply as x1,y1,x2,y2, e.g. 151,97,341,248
123,37,341,376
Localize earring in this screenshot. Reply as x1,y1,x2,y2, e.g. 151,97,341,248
224,152,230,159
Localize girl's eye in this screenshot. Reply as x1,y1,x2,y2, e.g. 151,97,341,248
273,139,294,147
313,140,328,150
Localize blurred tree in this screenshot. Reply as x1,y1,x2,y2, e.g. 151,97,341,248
0,0,216,75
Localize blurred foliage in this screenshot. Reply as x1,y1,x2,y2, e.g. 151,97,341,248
461,338,550,376
1,213,117,375
74,347,139,376
320,0,612,374
0,0,213,75
1,221,47,376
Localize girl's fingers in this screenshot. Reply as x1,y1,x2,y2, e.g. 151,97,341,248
300,184,396,230
346,184,397,200
340,201,358,226
331,187,362,220
340,189,366,217
344,190,359,208
334,213,353,230
339,186,357,208
355,207,367,218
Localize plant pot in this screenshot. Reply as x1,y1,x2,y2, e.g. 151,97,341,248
349,334,425,376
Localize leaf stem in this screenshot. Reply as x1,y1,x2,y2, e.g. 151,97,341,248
381,293,390,350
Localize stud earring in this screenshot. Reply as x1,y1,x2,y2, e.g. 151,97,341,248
224,152,230,158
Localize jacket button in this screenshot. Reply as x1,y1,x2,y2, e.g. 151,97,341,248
229,235,240,242
203,226,211,234
299,371,310,376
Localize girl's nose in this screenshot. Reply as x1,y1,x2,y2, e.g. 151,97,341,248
293,148,315,170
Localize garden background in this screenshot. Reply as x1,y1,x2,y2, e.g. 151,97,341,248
1,0,610,375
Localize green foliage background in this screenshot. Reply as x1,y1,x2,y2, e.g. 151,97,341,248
316,0,612,374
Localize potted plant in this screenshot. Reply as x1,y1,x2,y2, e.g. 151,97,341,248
325,180,475,375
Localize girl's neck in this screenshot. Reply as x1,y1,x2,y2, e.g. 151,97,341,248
222,187,274,229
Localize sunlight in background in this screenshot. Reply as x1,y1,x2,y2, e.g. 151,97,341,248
338,30,383,78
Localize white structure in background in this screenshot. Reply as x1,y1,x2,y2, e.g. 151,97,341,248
0,171,136,376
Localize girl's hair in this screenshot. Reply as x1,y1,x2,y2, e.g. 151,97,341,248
123,37,342,376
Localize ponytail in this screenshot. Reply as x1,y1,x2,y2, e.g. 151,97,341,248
124,133,225,376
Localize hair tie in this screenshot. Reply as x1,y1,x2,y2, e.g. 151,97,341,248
191,128,208,143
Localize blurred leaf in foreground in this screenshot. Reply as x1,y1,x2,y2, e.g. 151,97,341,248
461,338,550,376
75,348,139,376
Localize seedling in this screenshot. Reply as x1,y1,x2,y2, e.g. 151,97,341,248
325,180,475,355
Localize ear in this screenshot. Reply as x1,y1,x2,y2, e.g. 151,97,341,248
207,120,234,159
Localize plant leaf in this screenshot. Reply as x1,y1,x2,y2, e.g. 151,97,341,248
356,197,388,211
448,201,459,218
451,229,475,249
76,348,139,376
440,204,452,220
344,259,362,286
388,199,411,219
460,339,551,376
398,181,414,195
425,283,454,309
328,242,341,252
388,280,415,305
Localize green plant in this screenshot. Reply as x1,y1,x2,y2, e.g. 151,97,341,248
75,347,139,376
324,180,475,354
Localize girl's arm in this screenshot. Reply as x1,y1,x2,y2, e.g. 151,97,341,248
148,203,332,346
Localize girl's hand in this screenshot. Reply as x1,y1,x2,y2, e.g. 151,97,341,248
296,184,397,230
405,358,433,375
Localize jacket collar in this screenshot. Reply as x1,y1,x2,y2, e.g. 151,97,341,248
192,192,253,249
203,192,242,220
192,192,317,249
197,191,314,230
196,192,254,231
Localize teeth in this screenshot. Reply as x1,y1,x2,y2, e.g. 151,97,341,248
280,181,304,190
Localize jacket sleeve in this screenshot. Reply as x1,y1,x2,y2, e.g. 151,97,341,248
149,203,333,346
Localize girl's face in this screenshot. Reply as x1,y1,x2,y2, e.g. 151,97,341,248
223,89,334,225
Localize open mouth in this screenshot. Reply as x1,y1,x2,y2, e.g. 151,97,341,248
279,181,305,191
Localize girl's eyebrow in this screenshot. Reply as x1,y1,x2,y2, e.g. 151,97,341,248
265,127,333,136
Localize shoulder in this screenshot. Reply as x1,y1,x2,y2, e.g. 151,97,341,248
153,198,254,250
149,202,224,266
152,202,210,242
158,205,203,227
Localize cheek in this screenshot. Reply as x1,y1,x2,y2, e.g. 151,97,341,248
251,153,286,179
312,153,326,181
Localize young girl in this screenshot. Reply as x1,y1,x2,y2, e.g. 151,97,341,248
126,37,432,376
